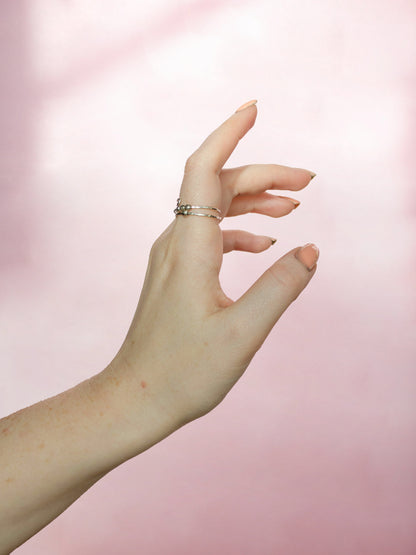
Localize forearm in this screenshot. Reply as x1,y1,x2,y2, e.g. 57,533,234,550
0,360,177,554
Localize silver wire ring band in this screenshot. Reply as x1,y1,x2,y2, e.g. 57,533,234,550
174,198,222,221
176,210,222,220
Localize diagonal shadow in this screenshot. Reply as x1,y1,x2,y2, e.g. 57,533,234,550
36,0,238,100
0,0,239,290
0,1,36,282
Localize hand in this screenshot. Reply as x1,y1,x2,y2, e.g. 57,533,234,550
110,101,319,430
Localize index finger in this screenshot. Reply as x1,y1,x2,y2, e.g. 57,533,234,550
179,100,258,207
173,101,259,290
193,100,258,174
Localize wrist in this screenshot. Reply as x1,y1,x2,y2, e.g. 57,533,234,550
89,358,180,469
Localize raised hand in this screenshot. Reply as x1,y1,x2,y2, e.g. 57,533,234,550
109,100,319,428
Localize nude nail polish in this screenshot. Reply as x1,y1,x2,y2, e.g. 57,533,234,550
235,99,258,113
277,196,300,209
295,243,319,271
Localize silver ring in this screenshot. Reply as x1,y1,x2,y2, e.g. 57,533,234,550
174,198,222,221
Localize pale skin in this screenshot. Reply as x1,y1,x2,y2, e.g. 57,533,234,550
0,101,319,553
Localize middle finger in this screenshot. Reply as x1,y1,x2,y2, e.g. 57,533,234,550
219,164,316,197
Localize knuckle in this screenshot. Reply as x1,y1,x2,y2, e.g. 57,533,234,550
184,151,209,175
149,229,172,266
266,265,302,300
149,225,185,278
184,153,199,173
149,241,165,270
149,239,161,259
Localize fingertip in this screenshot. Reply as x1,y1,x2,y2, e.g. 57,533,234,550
253,235,276,253
295,243,320,271
235,99,258,113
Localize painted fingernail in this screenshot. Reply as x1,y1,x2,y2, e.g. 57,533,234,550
295,243,319,271
278,196,301,209
309,172,317,180
269,237,277,245
235,99,258,113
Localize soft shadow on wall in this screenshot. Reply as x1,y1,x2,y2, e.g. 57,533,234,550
0,2,36,280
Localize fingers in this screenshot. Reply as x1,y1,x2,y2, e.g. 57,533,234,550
226,245,319,354
226,192,300,218
222,230,276,254
218,164,315,219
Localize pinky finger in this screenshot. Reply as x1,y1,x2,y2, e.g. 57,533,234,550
223,229,276,254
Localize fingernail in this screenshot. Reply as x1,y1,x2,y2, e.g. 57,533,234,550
269,237,277,245
235,99,258,113
278,196,301,209
295,243,319,271
309,172,317,180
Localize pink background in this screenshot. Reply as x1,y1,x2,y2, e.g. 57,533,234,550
1,1,415,553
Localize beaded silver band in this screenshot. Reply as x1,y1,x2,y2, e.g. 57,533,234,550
174,198,222,221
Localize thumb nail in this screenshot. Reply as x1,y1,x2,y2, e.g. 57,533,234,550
295,243,319,271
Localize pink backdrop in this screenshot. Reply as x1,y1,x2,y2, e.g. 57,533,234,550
1,1,415,553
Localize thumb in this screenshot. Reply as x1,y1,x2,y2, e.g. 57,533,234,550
227,243,320,352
